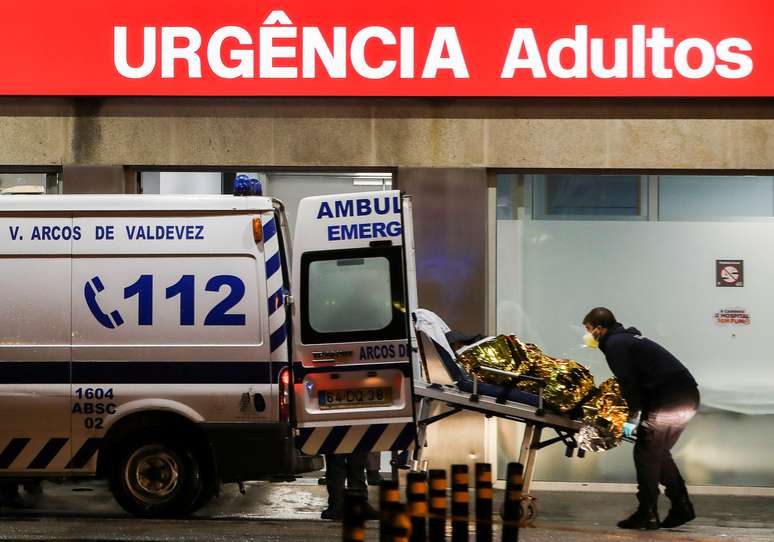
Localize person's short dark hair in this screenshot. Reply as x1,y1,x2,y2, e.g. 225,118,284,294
583,307,617,329
445,330,487,347
445,330,474,346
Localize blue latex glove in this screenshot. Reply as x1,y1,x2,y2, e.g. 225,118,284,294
623,422,637,438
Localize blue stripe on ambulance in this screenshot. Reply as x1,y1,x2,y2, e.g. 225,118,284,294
0,437,103,470
353,424,390,454
0,438,30,468
268,287,283,315
66,438,102,469
269,326,287,353
317,426,351,454
265,253,281,278
297,423,415,455
28,438,68,469
0,362,69,384
295,428,315,451
0,361,276,384
262,216,277,241
261,214,288,362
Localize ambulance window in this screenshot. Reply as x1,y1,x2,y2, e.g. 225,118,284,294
301,247,407,343
309,257,392,333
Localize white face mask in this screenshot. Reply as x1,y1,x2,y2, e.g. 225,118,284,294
583,332,599,349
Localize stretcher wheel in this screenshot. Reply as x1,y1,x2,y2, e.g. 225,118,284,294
519,496,538,527
498,495,538,527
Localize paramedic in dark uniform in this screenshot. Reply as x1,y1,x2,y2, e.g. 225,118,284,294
583,307,699,530
321,452,377,521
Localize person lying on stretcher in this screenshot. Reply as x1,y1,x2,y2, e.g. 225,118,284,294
444,329,542,409
413,308,629,452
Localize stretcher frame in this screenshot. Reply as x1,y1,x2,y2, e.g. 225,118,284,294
411,330,585,522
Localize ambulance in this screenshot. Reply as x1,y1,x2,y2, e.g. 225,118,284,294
0,189,418,517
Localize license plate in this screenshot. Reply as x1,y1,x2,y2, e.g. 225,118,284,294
319,387,393,409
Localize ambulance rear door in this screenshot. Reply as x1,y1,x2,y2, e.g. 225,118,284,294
291,191,415,456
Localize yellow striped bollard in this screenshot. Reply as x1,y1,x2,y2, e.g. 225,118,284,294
380,479,402,542
475,463,493,542
428,469,447,542
406,471,428,542
383,504,413,542
502,463,523,542
342,493,367,542
451,464,469,542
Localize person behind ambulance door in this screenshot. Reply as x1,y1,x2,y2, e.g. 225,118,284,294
366,452,382,485
583,307,699,530
321,451,378,521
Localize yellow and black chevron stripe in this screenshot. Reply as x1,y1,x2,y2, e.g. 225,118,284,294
0,438,101,470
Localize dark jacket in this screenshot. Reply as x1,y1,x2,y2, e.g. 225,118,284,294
598,323,697,417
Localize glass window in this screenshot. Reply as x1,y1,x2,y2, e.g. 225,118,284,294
140,172,225,194
659,175,774,220
496,174,521,219
309,257,393,333
0,172,60,194
533,175,646,220
495,172,774,487
301,247,406,344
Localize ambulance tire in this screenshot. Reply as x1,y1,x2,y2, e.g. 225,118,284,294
190,481,217,513
110,436,203,518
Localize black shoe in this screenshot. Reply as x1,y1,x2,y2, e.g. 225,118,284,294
366,470,383,486
317,476,327,486
661,498,696,528
617,508,660,530
321,507,343,520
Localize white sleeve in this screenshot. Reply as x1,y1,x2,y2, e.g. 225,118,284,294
413,308,455,359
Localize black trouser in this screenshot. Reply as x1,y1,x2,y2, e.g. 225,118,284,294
634,387,700,510
367,452,381,472
325,452,368,510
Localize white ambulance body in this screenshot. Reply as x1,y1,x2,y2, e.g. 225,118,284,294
0,190,417,517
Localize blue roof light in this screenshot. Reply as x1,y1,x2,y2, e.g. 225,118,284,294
234,174,263,196
249,177,263,196
234,174,251,196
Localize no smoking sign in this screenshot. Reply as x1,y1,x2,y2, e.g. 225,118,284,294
716,260,744,287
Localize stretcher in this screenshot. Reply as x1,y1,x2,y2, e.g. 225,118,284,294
411,328,586,525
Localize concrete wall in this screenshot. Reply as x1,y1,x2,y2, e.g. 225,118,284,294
2,98,774,169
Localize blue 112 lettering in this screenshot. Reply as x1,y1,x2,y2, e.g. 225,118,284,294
84,274,246,329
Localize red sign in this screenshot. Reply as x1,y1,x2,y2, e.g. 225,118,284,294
714,308,751,325
0,0,772,96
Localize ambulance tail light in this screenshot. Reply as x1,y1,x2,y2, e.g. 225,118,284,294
252,218,263,243
279,367,291,421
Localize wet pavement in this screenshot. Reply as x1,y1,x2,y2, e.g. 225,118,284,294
0,478,772,541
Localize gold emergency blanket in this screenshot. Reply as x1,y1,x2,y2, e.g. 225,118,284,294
578,378,630,452
457,335,595,413
456,335,628,451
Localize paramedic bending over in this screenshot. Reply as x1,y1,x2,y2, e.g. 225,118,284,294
583,307,699,531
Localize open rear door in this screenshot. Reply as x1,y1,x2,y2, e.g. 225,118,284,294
291,190,415,456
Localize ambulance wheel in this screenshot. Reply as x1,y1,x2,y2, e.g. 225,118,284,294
190,481,217,513
110,438,202,518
